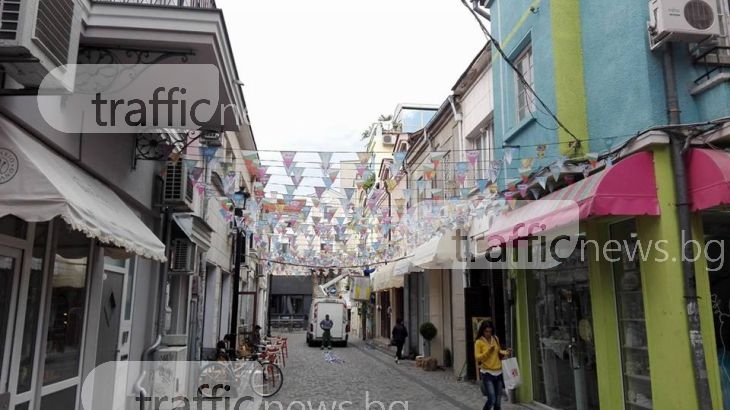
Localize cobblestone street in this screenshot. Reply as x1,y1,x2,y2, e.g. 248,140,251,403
261,332,522,410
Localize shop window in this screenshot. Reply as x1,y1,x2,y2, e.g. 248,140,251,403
703,213,730,409
17,223,49,393
43,223,90,386
611,219,652,409
526,239,599,409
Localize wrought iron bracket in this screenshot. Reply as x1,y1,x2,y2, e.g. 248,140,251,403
133,128,223,168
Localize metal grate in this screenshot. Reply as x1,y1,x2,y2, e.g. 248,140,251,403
0,0,20,40
163,160,188,204
35,0,74,64
92,0,217,9
170,239,193,271
685,0,715,30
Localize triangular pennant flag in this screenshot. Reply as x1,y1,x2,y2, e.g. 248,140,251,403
386,179,397,192
322,177,333,189
550,164,562,182
606,157,614,169
536,176,548,189
344,188,355,201
401,188,411,200
285,185,296,195
256,165,269,180
328,169,339,183
200,146,219,163
319,152,333,171
466,150,480,169
536,145,547,159
190,167,204,183
518,184,528,198
339,197,350,210
430,151,446,169
477,179,488,193
356,164,367,177
281,151,297,169
260,174,272,188
393,151,406,165
183,159,197,170
357,152,371,165
588,152,599,169
504,147,516,165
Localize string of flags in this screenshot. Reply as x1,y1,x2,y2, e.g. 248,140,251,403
155,140,618,273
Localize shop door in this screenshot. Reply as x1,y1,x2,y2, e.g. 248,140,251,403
0,247,21,397
528,254,599,410
95,271,124,365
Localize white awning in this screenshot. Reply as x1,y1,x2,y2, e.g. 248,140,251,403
0,116,166,262
394,256,423,276
410,230,462,270
371,262,404,292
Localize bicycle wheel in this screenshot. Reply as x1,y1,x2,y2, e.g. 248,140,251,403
197,362,237,398
249,361,283,397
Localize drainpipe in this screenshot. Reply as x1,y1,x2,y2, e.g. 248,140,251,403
662,44,712,410
134,206,171,398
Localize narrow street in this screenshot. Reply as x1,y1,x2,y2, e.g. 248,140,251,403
261,332,520,410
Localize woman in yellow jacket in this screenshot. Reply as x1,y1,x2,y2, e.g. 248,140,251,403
475,320,512,410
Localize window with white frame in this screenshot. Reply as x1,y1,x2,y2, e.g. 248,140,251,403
470,124,494,184
515,46,534,122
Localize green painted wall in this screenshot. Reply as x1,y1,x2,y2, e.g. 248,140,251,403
635,146,719,409
585,220,624,409
513,268,534,402
550,0,589,157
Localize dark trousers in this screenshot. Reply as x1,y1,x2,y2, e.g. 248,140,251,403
322,330,332,348
395,341,404,359
481,372,503,410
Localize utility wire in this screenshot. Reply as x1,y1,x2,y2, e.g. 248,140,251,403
459,0,582,145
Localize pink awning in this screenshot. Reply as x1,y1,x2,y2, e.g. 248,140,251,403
687,148,730,211
476,151,659,252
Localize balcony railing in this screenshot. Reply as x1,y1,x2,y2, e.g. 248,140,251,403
92,0,217,9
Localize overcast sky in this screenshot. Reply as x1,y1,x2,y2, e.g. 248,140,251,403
216,0,487,194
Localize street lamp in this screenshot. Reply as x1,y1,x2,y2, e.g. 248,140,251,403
230,186,250,353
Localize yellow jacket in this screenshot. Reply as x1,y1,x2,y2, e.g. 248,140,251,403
475,336,508,372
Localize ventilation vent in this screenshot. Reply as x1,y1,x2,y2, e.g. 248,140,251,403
35,0,74,65
163,160,194,210
170,239,195,273
0,0,20,40
684,0,715,30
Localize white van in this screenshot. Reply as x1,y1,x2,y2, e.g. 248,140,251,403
306,297,350,347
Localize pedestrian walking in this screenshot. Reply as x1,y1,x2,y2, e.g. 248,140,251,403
391,318,408,364
475,320,512,410
320,314,334,350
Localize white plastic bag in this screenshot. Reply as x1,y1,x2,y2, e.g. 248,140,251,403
502,357,522,390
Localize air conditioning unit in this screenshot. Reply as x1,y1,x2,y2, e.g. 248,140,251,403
382,134,394,145
649,0,722,49
163,160,194,211
169,239,196,273
0,0,80,90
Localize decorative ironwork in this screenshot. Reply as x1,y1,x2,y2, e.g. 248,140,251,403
76,47,193,94
134,128,222,166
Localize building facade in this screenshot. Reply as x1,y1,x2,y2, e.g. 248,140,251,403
0,1,258,409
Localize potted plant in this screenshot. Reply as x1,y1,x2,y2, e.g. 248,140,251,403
419,322,437,356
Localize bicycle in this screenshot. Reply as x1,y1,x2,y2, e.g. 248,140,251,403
197,346,284,398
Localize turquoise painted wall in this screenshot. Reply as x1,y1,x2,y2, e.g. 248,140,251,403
488,0,560,186
491,0,730,166
580,1,729,140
